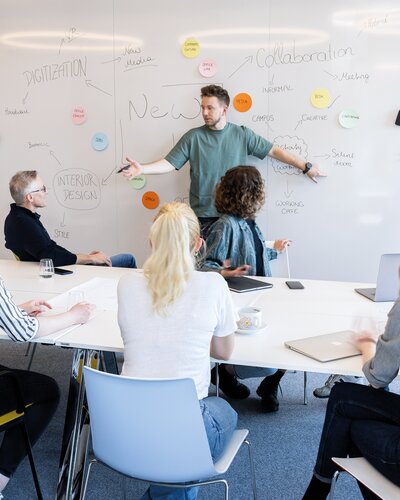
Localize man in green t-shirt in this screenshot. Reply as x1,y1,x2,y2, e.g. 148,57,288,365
123,85,325,235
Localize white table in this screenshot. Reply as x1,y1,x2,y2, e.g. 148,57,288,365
0,260,394,499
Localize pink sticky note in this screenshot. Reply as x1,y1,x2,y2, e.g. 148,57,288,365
72,106,87,125
199,59,218,78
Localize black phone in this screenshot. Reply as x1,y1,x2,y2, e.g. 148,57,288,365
285,280,304,289
54,267,73,275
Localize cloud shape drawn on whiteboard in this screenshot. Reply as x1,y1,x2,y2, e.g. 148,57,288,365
53,168,101,210
270,135,308,176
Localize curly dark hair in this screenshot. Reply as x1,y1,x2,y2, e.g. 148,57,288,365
214,166,265,219
201,85,230,107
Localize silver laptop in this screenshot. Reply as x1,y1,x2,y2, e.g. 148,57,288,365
284,330,360,362
355,253,400,302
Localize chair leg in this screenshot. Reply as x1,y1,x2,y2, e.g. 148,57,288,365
244,439,258,500
26,343,38,371
328,470,341,499
303,371,308,405
81,458,97,499
20,422,43,500
221,478,229,500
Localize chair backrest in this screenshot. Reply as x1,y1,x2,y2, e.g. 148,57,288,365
332,457,400,500
83,367,216,483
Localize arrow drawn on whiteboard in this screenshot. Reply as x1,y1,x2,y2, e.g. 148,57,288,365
49,150,62,167
284,179,293,199
328,95,341,108
228,55,253,78
324,70,338,80
314,153,331,160
102,57,122,64
22,92,29,105
60,213,66,228
85,79,112,97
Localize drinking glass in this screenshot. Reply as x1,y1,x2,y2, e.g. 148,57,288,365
39,258,54,278
67,290,85,310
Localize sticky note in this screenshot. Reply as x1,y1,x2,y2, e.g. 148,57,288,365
199,59,218,77
142,191,160,209
339,110,360,128
129,175,147,190
72,106,86,125
310,88,331,109
182,38,200,58
91,133,108,151
233,93,253,112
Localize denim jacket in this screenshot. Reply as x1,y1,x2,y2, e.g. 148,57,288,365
201,215,277,277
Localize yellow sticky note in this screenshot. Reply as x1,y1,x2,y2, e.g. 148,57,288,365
310,88,331,109
182,38,200,58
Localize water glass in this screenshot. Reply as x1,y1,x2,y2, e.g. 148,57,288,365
67,290,85,310
39,258,54,278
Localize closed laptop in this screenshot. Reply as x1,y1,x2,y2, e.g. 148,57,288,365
284,330,360,362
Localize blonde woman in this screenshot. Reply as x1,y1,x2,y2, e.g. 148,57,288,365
118,202,238,500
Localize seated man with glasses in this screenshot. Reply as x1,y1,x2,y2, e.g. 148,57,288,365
4,170,136,268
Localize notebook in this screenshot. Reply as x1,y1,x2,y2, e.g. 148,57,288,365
226,276,273,293
355,253,400,302
284,330,360,362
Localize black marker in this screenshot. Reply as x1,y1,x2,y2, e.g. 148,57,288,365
116,164,130,174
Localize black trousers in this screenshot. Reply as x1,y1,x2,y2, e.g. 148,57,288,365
0,364,60,477
314,382,400,487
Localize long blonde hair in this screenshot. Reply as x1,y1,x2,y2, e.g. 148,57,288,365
143,202,200,315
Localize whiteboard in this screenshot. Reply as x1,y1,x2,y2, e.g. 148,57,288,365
1,0,400,282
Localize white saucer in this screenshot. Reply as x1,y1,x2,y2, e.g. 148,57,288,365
236,323,267,335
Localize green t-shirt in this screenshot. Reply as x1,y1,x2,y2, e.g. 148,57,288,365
165,122,273,217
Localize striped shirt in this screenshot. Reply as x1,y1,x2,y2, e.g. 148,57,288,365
0,279,38,342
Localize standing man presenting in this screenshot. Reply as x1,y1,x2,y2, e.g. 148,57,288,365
123,85,325,235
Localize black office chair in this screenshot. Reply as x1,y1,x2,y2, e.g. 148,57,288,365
0,370,43,499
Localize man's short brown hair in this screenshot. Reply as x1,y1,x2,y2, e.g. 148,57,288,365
201,85,230,107
9,170,38,205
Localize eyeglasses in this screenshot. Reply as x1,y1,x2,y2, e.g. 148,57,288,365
29,186,47,194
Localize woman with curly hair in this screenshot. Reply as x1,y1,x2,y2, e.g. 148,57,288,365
202,166,290,412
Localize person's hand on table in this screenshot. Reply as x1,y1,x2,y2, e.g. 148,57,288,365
19,299,52,316
68,303,95,324
353,330,378,352
89,251,112,266
123,157,143,179
220,259,251,279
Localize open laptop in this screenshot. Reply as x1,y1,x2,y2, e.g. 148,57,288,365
226,276,273,293
355,253,400,302
284,330,360,362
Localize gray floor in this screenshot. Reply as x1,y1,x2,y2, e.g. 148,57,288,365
2,342,393,500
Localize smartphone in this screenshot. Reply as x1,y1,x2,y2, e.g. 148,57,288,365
285,280,304,289
54,267,73,275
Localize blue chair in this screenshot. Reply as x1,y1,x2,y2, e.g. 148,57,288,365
82,367,257,499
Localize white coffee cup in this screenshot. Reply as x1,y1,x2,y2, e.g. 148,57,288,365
237,307,262,331
39,258,54,278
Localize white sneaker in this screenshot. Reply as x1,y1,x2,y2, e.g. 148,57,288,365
313,374,362,398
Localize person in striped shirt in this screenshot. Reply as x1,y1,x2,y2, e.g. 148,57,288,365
0,279,93,496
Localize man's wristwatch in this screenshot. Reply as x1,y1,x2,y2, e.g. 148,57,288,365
303,162,312,174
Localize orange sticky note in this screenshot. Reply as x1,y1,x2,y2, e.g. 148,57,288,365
233,93,252,112
142,191,160,210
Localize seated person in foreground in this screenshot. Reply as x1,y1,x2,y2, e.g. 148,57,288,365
302,297,400,499
118,202,238,500
0,278,94,496
4,170,136,268
201,165,290,412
